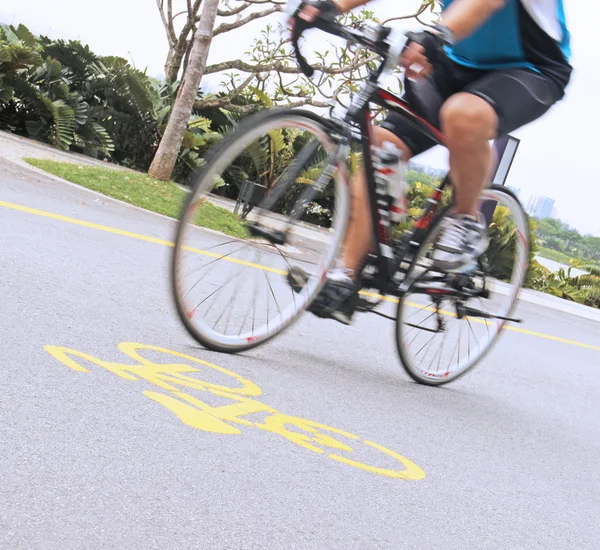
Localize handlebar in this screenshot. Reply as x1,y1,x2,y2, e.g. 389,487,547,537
287,3,400,78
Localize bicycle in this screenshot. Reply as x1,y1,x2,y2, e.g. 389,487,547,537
171,8,530,386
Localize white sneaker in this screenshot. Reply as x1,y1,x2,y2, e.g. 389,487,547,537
326,266,354,284
432,213,488,273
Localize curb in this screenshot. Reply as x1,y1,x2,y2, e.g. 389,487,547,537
517,288,600,323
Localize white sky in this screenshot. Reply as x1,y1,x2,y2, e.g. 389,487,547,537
2,1,598,236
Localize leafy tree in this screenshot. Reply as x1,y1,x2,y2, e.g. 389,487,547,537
486,206,539,285
537,217,563,239
157,0,284,83
583,236,600,261
0,25,113,155
149,0,441,179
536,217,599,266
529,261,600,307
0,25,172,168
149,0,220,180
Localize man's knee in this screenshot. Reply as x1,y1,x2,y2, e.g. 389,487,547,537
440,93,498,147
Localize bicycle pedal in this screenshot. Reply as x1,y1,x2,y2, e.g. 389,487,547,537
247,221,287,245
287,266,309,293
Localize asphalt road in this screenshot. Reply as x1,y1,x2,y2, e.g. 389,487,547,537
1,157,599,550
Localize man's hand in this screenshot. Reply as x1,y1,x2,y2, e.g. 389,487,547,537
400,41,433,81
400,28,452,81
288,0,342,31
295,4,322,24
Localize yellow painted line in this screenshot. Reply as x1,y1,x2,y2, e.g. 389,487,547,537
502,326,600,352
0,200,285,275
360,291,600,351
361,289,600,351
2,199,598,353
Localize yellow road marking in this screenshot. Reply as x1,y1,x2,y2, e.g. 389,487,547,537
360,290,600,352
502,326,600,352
2,199,598,353
0,200,286,275
46,342,426,480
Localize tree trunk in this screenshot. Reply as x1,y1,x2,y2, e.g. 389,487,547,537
164,47,176,81
165,36,190,82
149,0,219,181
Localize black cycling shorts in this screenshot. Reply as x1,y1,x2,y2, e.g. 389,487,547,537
381,57,568,157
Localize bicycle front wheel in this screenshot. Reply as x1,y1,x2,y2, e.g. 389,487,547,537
396,185,530,385
172,109,350,352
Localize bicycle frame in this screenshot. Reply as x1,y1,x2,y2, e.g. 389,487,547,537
288,16,458,298
348,86,451,298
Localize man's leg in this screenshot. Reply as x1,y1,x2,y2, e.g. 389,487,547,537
429,92,499,272
288,127,414,325
432,68,566,272
439,92,498,215
340,126,413,276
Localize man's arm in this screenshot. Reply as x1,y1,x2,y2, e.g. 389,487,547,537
439,0,507,42
334,0,371,12
334,0,507,35
296,0,371,23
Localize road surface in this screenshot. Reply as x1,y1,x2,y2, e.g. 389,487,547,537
1,157,599,549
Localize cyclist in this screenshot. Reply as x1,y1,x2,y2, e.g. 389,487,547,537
288,0,571,325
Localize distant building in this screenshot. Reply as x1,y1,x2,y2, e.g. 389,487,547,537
526,195,555,219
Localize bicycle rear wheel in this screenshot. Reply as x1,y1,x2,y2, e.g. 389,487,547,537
172,109,350,352
396,185,529,385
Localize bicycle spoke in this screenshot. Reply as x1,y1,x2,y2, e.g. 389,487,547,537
207,270,246,329
405,308,440,351
478,297,491,338
403,300,439,324
271,243,298,310
238,261,261,336
413,333,438,360
466,317,475,362
190,261,247,323
398,186,529,384
178,243,242,298
181,243,249,300
263,270,282,319
434,327,449,374
264,271,271,330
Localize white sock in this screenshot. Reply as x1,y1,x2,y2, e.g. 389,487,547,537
328,265,354,283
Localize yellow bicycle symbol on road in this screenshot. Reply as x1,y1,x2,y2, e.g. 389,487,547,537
45,342,425,480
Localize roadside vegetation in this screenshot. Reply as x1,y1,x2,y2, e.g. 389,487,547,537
3,18,599,308
25,159,249,239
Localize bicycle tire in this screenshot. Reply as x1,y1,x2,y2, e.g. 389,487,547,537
395,185,530,385
171,108,350,353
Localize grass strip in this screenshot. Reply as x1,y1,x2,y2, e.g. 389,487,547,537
24,158,248,239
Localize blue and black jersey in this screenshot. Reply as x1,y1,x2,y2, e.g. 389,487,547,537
445,0,571,88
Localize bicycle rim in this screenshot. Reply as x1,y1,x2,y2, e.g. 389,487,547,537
396,186,529,385
172,109,350,352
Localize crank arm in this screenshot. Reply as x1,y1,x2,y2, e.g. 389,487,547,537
404,322,444,334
